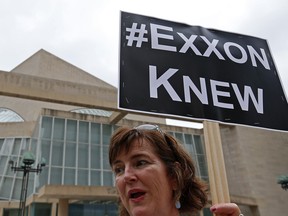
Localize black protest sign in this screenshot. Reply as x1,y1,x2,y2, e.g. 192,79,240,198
119,11,288,132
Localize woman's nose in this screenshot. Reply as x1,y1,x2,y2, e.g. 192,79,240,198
123,167,137,183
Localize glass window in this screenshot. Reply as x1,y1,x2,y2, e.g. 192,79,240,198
69,204,84,216
0,139,4,152
41,116,52,139
0,177,13,198
103,171,113,186
78,144,88,168
20,138,28,151
66,119,77,142
1,138,13,155
41,140,51,166
31,203,52,216
65,142,76,167
91,170,101,186
69,203,118,216
31,138,37,156
12,138,21,155
106,203,118,216
39,167,49,187
79,121,89,143
50,167,62,185
102,124,112,145
102,146,110,170
51,141,64,166
184,134,196,154
11,178,22,200
0,108,24,122
91,123,100,144
174,132,184,143
91,145,100,169
77,169,88,186
197,155,208,178
64,168,75,185
194,135,204,154
53,118,65,140
3,208,18,216
0,156,8,175
16,168,23,178
27,177,34,195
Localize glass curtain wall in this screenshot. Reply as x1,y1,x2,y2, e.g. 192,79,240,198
39,116,116,188
0,137,36,201
39,116,208,188
0,114,208,216
170,131,209,181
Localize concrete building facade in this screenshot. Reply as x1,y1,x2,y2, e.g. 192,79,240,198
0,50,287,216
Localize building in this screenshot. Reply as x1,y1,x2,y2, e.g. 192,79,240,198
0,49,287,216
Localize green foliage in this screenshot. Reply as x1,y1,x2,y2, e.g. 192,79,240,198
277,175,288,190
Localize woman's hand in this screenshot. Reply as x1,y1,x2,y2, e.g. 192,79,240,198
210,203,243,216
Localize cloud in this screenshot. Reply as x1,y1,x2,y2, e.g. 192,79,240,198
0,0,287,95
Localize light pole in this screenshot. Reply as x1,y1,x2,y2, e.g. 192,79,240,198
9,151,45,216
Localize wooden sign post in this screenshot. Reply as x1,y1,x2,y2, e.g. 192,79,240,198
203,121,230,205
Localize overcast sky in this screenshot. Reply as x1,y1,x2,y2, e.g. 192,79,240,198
1,0,287,97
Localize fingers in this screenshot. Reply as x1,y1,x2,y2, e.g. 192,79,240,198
210,203,241,216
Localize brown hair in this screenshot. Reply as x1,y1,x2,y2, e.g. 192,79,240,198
109,125,208,215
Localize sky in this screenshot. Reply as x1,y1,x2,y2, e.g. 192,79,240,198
0,0,287,128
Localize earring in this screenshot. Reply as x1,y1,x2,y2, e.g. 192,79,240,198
175,200,181,209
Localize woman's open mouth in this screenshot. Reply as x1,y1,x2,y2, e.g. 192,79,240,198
128,189,146,202
130,191,145,199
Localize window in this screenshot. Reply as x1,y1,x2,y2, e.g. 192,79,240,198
53,118,65,140
169,131,208,181
39,117,115,187
0,108,24,122
67,120,77,142
42,116,52,139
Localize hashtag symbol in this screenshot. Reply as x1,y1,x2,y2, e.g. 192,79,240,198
126,23,148,48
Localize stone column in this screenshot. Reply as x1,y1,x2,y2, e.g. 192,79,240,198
51,202,57,216
58,199,69,216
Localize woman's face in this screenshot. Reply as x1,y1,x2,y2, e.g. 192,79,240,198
111,138,178,216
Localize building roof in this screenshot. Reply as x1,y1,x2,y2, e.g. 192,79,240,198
10,49,116,89
0,49,118,122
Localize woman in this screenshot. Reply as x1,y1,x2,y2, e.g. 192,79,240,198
109,124,243,216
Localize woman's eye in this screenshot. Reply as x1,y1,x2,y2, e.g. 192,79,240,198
113,167,124,175
136,160,148,167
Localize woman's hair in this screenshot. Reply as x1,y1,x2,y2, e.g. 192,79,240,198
109,125,208,216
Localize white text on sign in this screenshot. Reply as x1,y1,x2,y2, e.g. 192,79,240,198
126,23,270,70
149,65,264,114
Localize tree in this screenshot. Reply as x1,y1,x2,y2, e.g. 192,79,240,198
277,175,288,190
